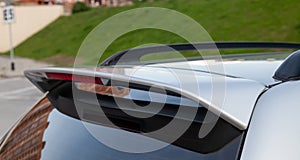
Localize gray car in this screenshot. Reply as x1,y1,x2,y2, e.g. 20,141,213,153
0,42,299,160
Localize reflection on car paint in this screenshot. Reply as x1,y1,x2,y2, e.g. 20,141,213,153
0,99,53,160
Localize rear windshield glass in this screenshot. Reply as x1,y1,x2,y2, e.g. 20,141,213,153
39,109,244,160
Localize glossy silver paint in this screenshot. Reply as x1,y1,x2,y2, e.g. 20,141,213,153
25,64,265,130
151,60,283,85
241,81,300,160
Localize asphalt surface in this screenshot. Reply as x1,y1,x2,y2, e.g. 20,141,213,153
0,77,43,137
0,55,50,137
0,55,50,78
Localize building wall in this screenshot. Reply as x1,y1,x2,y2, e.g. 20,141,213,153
100,0,132,7
0,5,63,52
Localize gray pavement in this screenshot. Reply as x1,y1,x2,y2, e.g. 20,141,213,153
0,55,51,78
0,56,51,137
0,77,44,137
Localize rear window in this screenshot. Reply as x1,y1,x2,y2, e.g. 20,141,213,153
41,109,244,160
0,95,244,160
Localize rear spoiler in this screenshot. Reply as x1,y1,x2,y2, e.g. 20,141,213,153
25,67,265,130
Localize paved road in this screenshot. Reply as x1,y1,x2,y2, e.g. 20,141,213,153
0,55,50,78
0,77,43,137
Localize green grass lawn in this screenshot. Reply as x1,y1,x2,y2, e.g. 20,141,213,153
4,0,300,65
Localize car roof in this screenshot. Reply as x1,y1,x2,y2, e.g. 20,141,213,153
148,59,283,86
101,42,295,86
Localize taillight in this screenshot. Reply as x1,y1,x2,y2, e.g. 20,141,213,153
75,83,130,97
46,73,103,85
45,72,129,97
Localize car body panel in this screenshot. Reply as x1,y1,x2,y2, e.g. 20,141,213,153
241,81,300,160
149,60,283,85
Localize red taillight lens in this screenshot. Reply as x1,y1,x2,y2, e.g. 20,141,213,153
76,83,130,97
46,73,103,85
45,72,129,97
